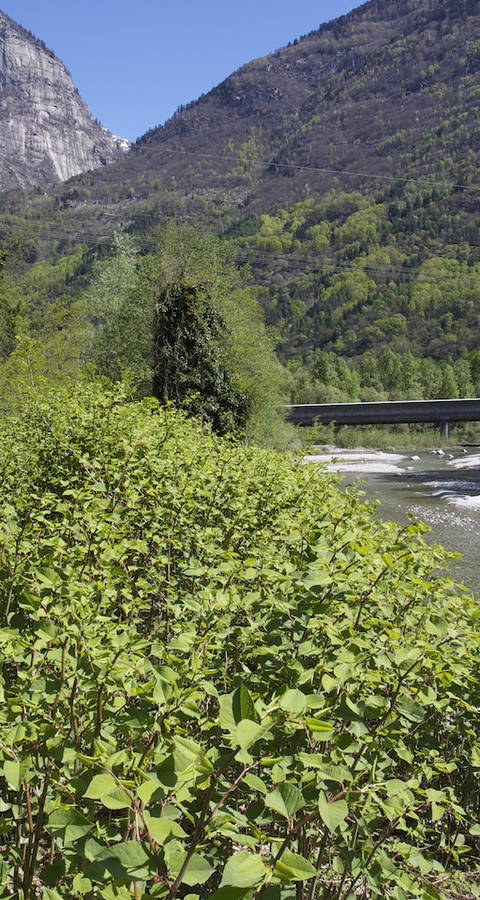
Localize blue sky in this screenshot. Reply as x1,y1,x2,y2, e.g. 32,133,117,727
3,0,362,141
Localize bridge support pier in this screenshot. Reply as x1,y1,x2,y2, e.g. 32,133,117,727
439,421,450,441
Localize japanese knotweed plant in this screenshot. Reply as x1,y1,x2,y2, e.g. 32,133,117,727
0,378,480,900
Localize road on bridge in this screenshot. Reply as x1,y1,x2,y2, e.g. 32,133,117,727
287,398,480,439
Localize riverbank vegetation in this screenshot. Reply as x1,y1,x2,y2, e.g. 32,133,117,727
1,366,480,899
301,422,480,451
2,4,480,892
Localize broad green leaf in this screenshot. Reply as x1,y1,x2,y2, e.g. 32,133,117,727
279,689,307,716
298,755,351,782
83,836,106,861
72,875,92,893
271,764,285,784
166,845,213,887
181,854,214,887
379,777,403,795
431,802,445,822
470,745,480,768
137,778,162,803
86,841,152,882
321,674,337,692
219,693,237,733
157,665,179,684
153,679,171,704
274,849,316,882
83,773,119,800
220,851,267,888
232,683,257,724
173,737,213,775
394,744,414,764
151,757,177,789
234,719,270,750
265,783,304,819
397,697,425,723
4,760,22,791
363,694,387,718
306,694,329,710
144,814,176,844
47,808,93,845
303,571,330,588
101,788,131,810
243,772,267,794
318,792,348,832
408,849,433,875
173,737,203,770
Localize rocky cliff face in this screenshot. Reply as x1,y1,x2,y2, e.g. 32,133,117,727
0,10,129,191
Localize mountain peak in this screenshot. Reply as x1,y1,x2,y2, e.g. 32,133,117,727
0,9,130,191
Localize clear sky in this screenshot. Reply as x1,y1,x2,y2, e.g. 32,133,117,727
3,0,362,141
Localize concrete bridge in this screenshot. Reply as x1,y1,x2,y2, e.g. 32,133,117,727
287,398,480,439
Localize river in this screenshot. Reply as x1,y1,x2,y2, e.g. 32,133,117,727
304,448,480,595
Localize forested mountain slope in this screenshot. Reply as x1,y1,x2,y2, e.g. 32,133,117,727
0,10,128,191
1,0,480,400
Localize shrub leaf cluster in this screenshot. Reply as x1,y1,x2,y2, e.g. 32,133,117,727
0,377,479,898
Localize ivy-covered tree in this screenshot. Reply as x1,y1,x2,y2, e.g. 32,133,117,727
152,279,248,435
85,224,291,445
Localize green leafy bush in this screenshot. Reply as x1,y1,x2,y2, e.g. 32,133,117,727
1,377,480,899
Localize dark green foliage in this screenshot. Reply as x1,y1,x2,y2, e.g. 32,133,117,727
286,345,480,406
0,251,18,359
153,281,248,434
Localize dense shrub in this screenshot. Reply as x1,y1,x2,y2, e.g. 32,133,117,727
1,376,480,899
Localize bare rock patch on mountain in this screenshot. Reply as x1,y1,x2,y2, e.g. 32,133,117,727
0,9,129,191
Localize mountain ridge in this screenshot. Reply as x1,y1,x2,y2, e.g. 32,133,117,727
5,0,475,236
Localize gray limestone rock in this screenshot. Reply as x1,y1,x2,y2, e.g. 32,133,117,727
0,10,129,191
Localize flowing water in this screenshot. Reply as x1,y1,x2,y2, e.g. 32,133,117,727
304,448,480,595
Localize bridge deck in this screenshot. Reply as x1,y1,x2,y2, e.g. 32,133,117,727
288,398,480,429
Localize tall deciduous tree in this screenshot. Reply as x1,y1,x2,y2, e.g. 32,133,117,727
85,232,153,390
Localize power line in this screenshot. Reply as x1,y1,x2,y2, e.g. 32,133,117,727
17,224,480,287
155,145,480,195
236,247,480,286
